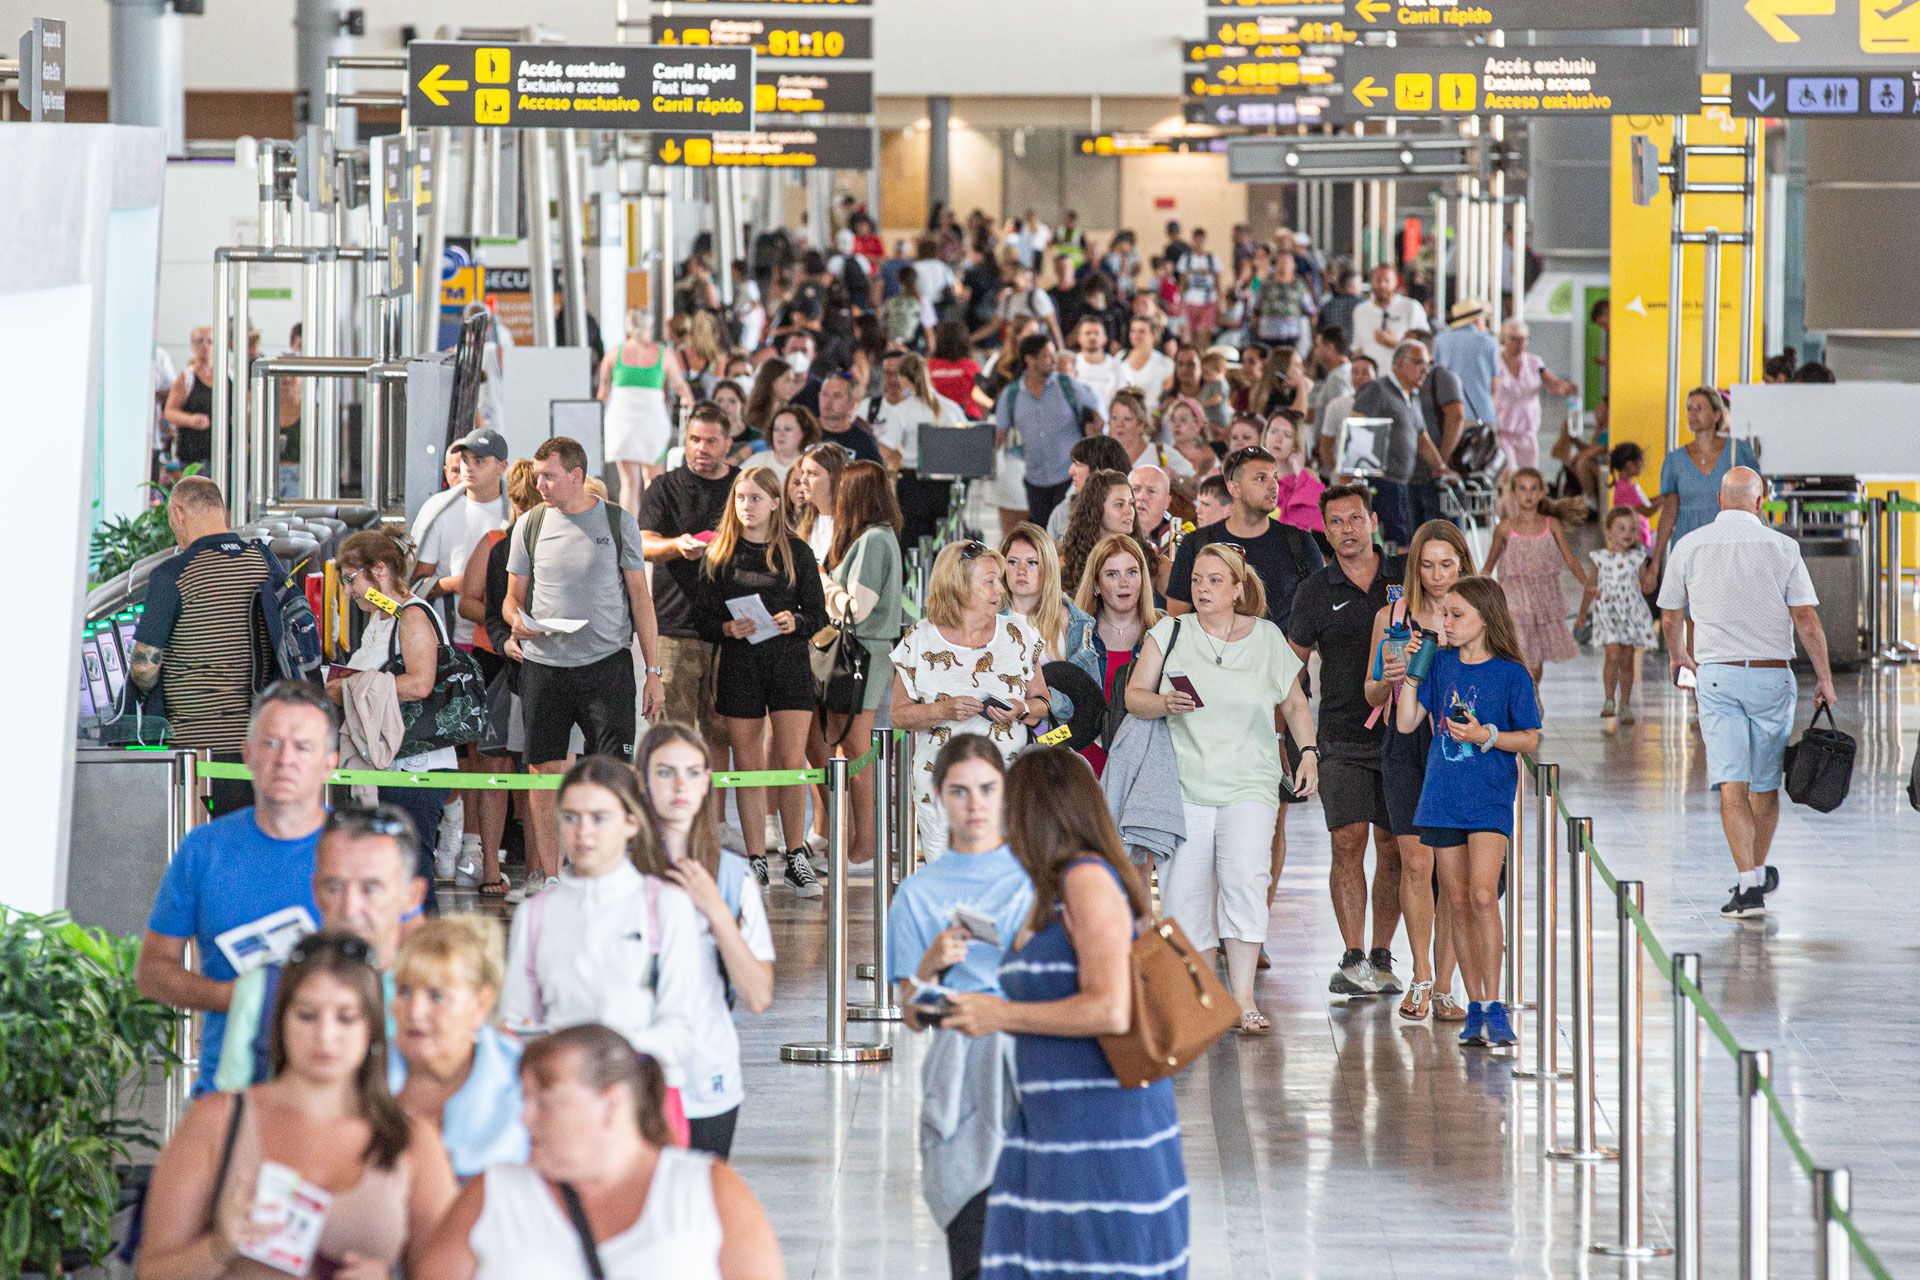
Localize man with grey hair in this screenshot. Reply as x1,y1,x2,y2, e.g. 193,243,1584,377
1349,340,1452,546
136,681,339,1093
1659,466,1836,919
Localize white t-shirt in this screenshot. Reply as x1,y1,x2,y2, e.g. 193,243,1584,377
1351,294,1432,373
1179,251,1223,305
680,852,777,1119
470,1152,722,1280
416,491,510,645
346,603,458,772
1074,352,1129,407
871,393,965,469
738,451,796,484
1127,438,1196,480
890,616,1038,811
1122,350,1176,416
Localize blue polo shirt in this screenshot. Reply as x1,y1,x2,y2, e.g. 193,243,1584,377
146,806,324,1093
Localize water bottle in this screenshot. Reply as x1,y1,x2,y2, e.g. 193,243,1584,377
1373,617,1413,680
1405,628,1439,682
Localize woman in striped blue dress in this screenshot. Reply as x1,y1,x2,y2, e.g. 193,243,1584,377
945,748,1190,1280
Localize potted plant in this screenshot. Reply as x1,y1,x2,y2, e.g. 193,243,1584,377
0,909,179,1275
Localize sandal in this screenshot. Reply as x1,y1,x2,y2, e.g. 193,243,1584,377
478,876,512,898
1432,993,1468,1023
1235,1009,1272,1035
1399,980,1433,1021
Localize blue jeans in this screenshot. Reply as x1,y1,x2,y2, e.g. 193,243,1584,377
1409,479,1456,531
1371,479,1413,548
379,781,452,913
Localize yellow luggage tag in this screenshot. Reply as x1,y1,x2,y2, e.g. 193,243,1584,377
1036,724,1073,747
364,588,403,617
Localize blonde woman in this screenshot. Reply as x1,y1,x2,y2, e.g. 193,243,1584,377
1000,523,1091,667
598,309,696,512
391,917,529,1180
1125,544,1319,1032
692,468,829,896
891,540,1049,853
873,349,969,546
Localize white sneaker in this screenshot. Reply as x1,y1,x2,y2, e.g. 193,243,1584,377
454,835,482,888
503,877,528,905
434,843,458,880
764,815,783,853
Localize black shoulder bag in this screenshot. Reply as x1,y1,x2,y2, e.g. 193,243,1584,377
1102,619,1179,751
558,1182,607,1279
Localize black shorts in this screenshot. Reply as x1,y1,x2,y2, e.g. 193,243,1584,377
1418,826,1507,850
518,650,636,765
1319,742,1391,831
714,638,817,718
1381,720,1432,838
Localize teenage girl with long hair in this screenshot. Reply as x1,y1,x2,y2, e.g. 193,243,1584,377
1394,577,1542,1050
694,468,829,898
630,724,776,1160
1057,469,1146,597
1482,466,1593,690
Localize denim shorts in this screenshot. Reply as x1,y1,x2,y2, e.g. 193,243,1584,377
1695,664,1797,793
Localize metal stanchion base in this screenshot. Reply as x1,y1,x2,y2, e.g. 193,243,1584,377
1546,1146,1618,1162
856,963,876,980
1511,1065,1574,1080
1591,1243,1673,1258
780,1041,892,1064
848,1003,902,1022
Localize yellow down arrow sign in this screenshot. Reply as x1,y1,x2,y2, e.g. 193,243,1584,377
1355,0,1392,22
1351,75,1387,107
1742,0,1834,42
418,64,469,107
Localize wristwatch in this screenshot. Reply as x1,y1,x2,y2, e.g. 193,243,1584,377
1299,745,1320,755
645,665,665,678
1478,723,1499,752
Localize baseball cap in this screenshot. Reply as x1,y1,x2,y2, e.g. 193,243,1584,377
450,426,510,462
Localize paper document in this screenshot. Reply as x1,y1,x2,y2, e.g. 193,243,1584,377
726,594,781,645
215,906,317,976
237,1162,331,1275
528,617,589,635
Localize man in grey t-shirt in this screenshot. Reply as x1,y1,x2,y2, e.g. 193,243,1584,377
505,437,665,885
1350,342,1451,547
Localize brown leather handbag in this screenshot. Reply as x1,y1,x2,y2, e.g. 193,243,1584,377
1098,915,1239,1088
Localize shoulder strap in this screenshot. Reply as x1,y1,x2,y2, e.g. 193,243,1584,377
519,504,548,604
556,1182,608,1280
1166,617,1181,662
602,500,627,563
209,1090,246,1227
385,597,449,665
643,875,664,995
1053,373,1082,419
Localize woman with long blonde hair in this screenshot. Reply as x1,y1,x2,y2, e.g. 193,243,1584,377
693,467,829,898
1000,523,1091,667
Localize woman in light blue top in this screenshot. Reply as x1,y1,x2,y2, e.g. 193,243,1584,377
390,916,528,1181
1654,385,1760,569
891,734,1034,1280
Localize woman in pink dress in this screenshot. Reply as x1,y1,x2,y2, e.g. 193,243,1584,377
1492,318,1578,476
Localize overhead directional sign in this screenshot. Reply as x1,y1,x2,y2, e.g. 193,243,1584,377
17,17,66,122
1332,45,1702,119
1206,0,1343,9
671,0,869,4
651,126,874,170
1185,94,1336,125
405,42,755,131
754,69,872,116
1188,52,1342,98
1704,0,1920,71
1731,69,1920,114
1344,0,1693,30
651,15,871,61
1076,133,1233,157
1206,13,1355,49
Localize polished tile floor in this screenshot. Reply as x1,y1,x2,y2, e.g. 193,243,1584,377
714,637,1920,1279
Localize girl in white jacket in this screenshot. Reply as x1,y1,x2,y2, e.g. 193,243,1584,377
501,756,705,1144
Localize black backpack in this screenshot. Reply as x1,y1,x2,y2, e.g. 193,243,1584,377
1102,619,1178,751
1782,704,1856,814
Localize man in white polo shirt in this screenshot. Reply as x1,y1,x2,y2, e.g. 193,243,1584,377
1658,466,1836,919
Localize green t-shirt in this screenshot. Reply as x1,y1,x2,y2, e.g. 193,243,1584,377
1149,614,1304,809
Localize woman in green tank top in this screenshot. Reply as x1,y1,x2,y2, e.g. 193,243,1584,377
597,308,695,513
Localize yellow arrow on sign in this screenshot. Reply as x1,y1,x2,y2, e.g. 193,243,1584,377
417,64,468,107
1351,75,1386,107
1356,0,1392,22
660,139,682,163
1742,0,1834,41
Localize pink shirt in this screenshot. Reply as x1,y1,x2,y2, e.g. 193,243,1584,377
1274,471,1326,532
1612,477,1654,549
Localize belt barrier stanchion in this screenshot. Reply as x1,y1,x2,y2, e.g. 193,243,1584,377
1813,1167,1852,1280
781,757,891,1065
1865,496,1885,664
1547,815,1614,1162
1593,881,1670,1259
1674,953,1704,1280
1515,762,1566,1081
1883,496,1916,663
1740,1048,1773,1279
850,729,901,1022
1505,767,1526,1017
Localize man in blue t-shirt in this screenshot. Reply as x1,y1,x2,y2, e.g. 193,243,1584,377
136,682,337,1094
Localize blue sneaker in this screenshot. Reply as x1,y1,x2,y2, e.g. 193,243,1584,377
1459,1001,1486,1047
1483,1001,1517,1047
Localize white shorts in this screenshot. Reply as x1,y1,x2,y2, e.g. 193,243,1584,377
1161,799,1281,950
980,446,1027,510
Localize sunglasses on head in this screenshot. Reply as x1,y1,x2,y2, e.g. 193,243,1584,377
325,803,412,839
956,540,989,562
287,932,375,967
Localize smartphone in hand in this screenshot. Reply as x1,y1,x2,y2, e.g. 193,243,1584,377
1674,665,1697,690
981,695,1013,712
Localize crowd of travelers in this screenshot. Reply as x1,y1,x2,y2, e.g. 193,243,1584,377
123,200,1837,1280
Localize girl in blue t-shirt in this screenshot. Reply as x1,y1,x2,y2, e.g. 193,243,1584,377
1394,577,1542,1051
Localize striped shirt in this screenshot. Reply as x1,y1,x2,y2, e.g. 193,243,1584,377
1656,509,1817,664
135,533,269,751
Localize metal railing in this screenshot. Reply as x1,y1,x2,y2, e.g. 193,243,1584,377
1763,493,1918,667
1517,757,1893,1278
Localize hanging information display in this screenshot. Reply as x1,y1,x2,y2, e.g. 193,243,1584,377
1331,45,1702,119
406,41,755,131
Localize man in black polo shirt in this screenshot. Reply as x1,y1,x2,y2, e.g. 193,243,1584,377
1168,445,1325,961
816,371,885,465
1287,484,1406,998
639,403,739,772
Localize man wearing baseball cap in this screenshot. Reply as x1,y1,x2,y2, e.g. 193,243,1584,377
1431,299,1498,429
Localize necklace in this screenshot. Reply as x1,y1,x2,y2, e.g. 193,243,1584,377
1196,614,1239,665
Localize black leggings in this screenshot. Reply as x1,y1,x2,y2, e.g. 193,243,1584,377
687,1106,740,1161
946,1188,990,1280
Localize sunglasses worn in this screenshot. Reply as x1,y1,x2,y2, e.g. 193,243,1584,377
288,933,375,967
